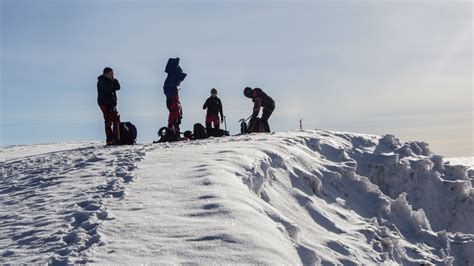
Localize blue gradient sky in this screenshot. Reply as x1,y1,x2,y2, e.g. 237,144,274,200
1,0,472,156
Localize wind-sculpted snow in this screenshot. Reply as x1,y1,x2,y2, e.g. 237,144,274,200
337,133,474,235
236,132,473,264
1,131,472,265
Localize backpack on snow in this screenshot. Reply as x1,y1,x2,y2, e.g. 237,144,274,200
119,122,137,145
240,117,265,134
207,127,230,137
156,127,179,142
193,123,208,140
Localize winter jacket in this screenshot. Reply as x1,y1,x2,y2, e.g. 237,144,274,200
203,96,223,117
163,76,184,98
251,88,275,117
163,58,187,98
97,75,120,107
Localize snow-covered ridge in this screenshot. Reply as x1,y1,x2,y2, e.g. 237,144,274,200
446,157,474,170
1,130,472,264
0,142,99,162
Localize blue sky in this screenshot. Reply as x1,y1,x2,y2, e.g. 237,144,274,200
1,0,472,157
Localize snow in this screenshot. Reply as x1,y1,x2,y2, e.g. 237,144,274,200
446,157,474,170
0,142,98,162
1,130,473,264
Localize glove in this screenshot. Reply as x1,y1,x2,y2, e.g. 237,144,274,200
221,116,224,123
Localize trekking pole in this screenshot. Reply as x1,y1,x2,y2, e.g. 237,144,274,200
224,116,228,131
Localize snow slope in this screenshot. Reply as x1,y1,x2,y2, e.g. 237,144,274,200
447,157,474,170
0,142,97,162
1,130,473,265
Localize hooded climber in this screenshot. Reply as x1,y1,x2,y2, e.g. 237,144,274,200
202,88,224,131
97,67,121,145
243,87,275,133
163,58,187,136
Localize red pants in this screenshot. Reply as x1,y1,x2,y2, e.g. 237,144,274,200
167,95,181,134
205,115,220,129
100,105,120,143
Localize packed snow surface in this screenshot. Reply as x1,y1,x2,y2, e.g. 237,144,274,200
1,130,473,265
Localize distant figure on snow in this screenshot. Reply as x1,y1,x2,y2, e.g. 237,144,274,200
243,87,275,133
97,67,121,145
163,58,187,137
203,88,224,131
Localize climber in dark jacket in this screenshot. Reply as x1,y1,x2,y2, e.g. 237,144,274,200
163,58,187,136
97,67,121,145
203,88,224,130
243,87,275,133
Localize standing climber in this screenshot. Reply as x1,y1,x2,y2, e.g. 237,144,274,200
163,58,187,138
97,67,121,145
202,88,224,131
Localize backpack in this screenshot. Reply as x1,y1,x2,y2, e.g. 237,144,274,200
207,128,229,137
241,117,264,134
183,130,194,140
119,122,137,145
193,123,208,139
157,127,179,142
240,120,248,134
